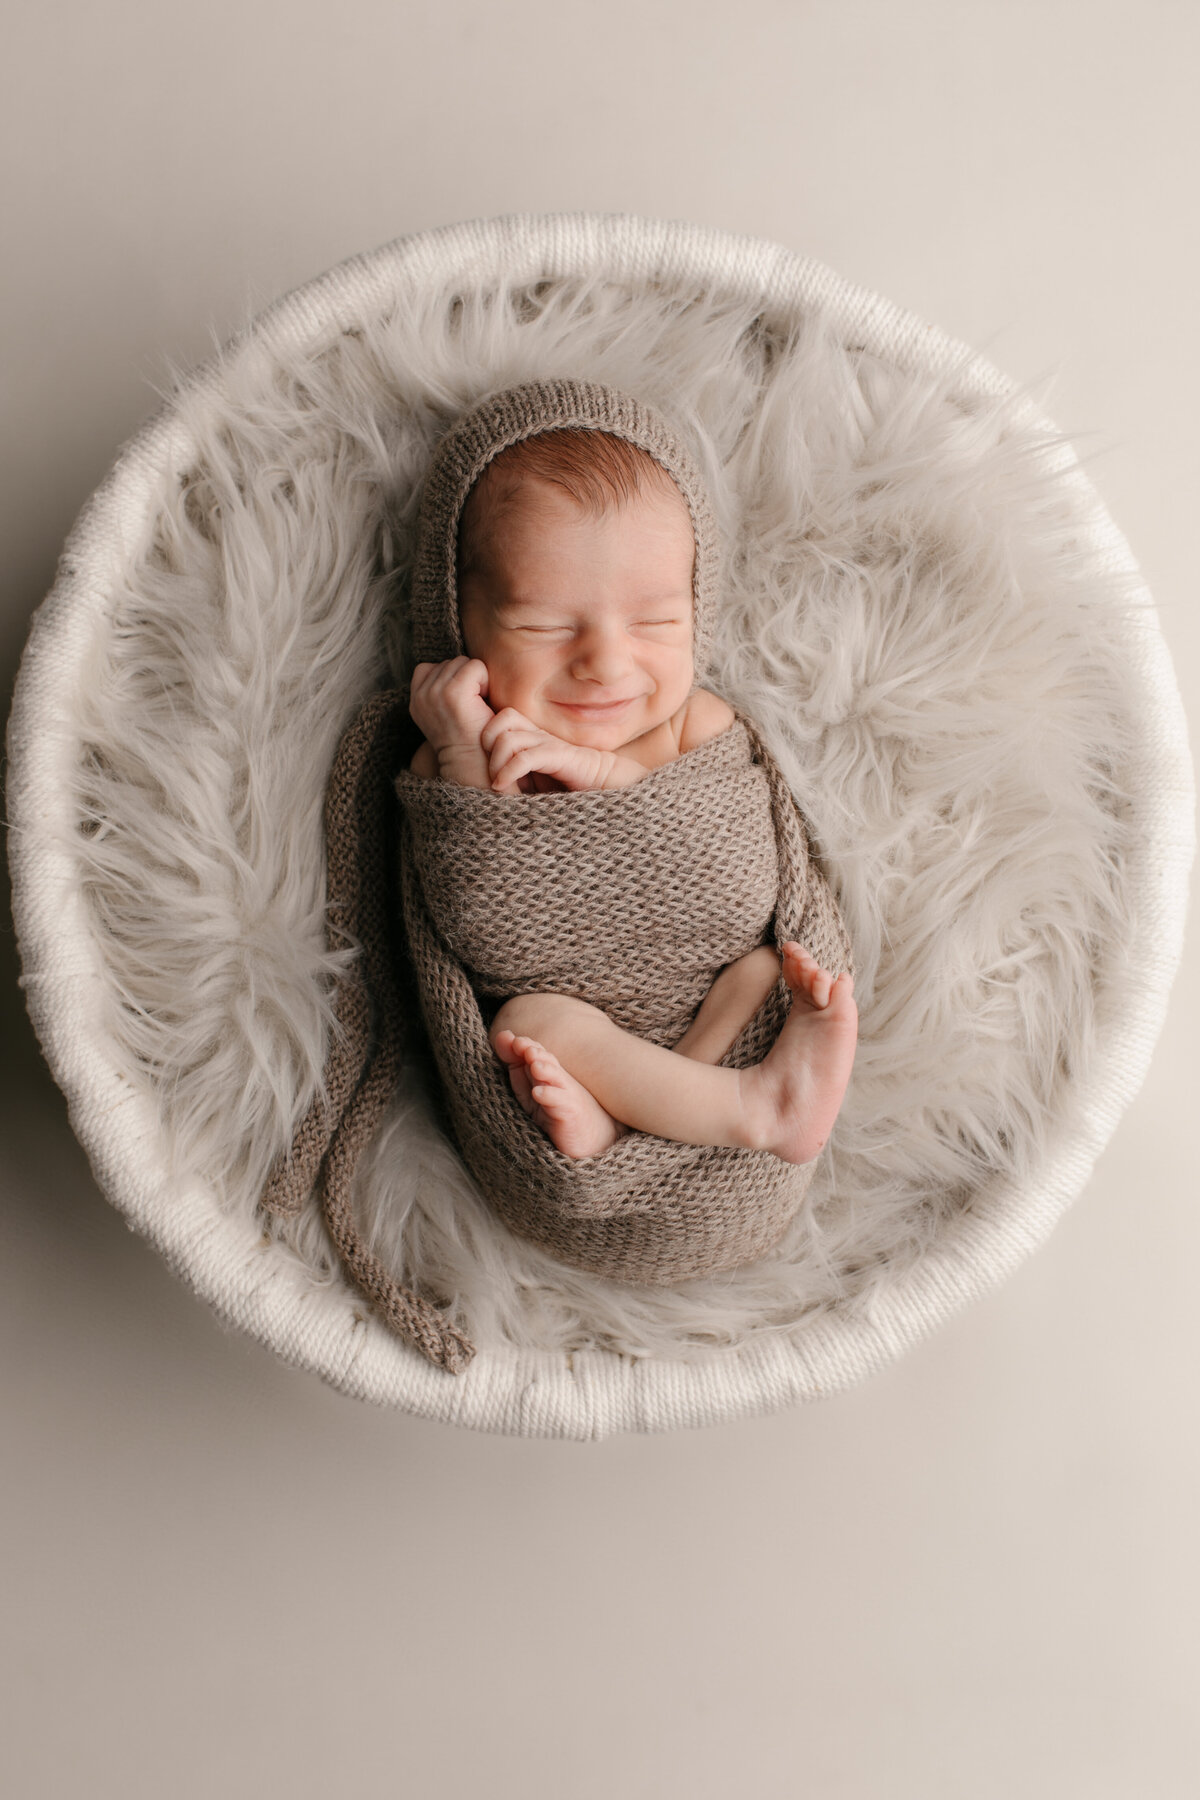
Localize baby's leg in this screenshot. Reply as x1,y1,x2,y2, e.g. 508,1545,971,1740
491,947,778,1160
490,945,856,1164
491,1022,629,1160
672,945,783,1064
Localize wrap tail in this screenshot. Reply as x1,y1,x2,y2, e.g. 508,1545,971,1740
262,687,475,1375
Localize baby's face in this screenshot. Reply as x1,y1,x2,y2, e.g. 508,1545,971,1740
458,473,696,752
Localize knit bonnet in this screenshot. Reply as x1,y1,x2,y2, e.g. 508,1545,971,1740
408,379,720,678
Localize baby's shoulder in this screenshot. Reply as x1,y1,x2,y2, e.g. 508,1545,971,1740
677,688,737,754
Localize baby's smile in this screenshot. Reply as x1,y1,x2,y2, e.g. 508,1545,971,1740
553,696,637,718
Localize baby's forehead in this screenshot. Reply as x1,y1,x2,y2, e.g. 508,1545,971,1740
470,486,694,596
461,428,687,539
466,455,685,530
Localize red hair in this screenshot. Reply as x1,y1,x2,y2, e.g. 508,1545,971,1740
458,427,680,577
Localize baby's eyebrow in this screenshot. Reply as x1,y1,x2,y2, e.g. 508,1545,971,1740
502,589,690,610
493,598,564,619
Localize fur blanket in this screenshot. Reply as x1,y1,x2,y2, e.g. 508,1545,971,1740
65,271,1140,1365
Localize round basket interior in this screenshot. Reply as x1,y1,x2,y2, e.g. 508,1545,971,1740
8,215,1193,1436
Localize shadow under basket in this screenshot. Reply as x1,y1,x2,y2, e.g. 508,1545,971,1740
7,214,1193,1436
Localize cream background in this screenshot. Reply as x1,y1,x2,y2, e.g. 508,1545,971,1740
2,3,1197,1796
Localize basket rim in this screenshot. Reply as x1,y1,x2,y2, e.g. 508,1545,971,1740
7,211,1195,1436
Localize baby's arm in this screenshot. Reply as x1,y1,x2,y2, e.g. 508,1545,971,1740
408,658,494,788
482,710,648,795
483,688,735,794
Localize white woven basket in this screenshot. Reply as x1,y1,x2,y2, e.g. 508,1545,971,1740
8,215,1193,1436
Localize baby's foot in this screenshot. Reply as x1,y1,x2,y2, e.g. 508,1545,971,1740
737,943,858,1165
492,1029,628,1159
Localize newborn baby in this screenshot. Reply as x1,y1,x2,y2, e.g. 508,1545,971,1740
407,424,858,1164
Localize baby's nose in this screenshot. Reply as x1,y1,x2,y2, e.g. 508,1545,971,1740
571,627,631,683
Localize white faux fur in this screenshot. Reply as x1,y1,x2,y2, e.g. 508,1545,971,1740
68,271,1141,1362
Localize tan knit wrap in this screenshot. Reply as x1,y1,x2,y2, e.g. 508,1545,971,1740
263,380,852,1372
262,690,475,1374
397,711,852,1283
408,379,721,678
400,720,778,1045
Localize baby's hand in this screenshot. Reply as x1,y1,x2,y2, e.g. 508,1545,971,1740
482,709,643,794
409,658,494,787
410,657,494,746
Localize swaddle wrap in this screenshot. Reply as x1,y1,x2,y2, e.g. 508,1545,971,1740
264,380,852,1372
396,706,851,1284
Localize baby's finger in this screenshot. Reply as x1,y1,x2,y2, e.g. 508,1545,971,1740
486,743,518,789
489,745,540,792
446,657,489,690
480,708,533,751
486,729,538,771
435,658,471,693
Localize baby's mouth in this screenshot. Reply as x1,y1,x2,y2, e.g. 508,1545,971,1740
553,696,638,717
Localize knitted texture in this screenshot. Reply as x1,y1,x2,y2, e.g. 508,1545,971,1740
396,709,852,1283
399,721,777,1042
263,689,474,1374
408,379,722,679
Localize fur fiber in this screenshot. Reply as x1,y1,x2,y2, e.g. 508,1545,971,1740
69,273,1140,1361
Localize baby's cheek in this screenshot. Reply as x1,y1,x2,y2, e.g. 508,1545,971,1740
478,642,523,691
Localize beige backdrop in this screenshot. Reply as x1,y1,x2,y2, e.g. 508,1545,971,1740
3,4,1197,1796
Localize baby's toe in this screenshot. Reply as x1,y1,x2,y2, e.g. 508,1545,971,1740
783,943,833,1007
529,1051,566,1088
